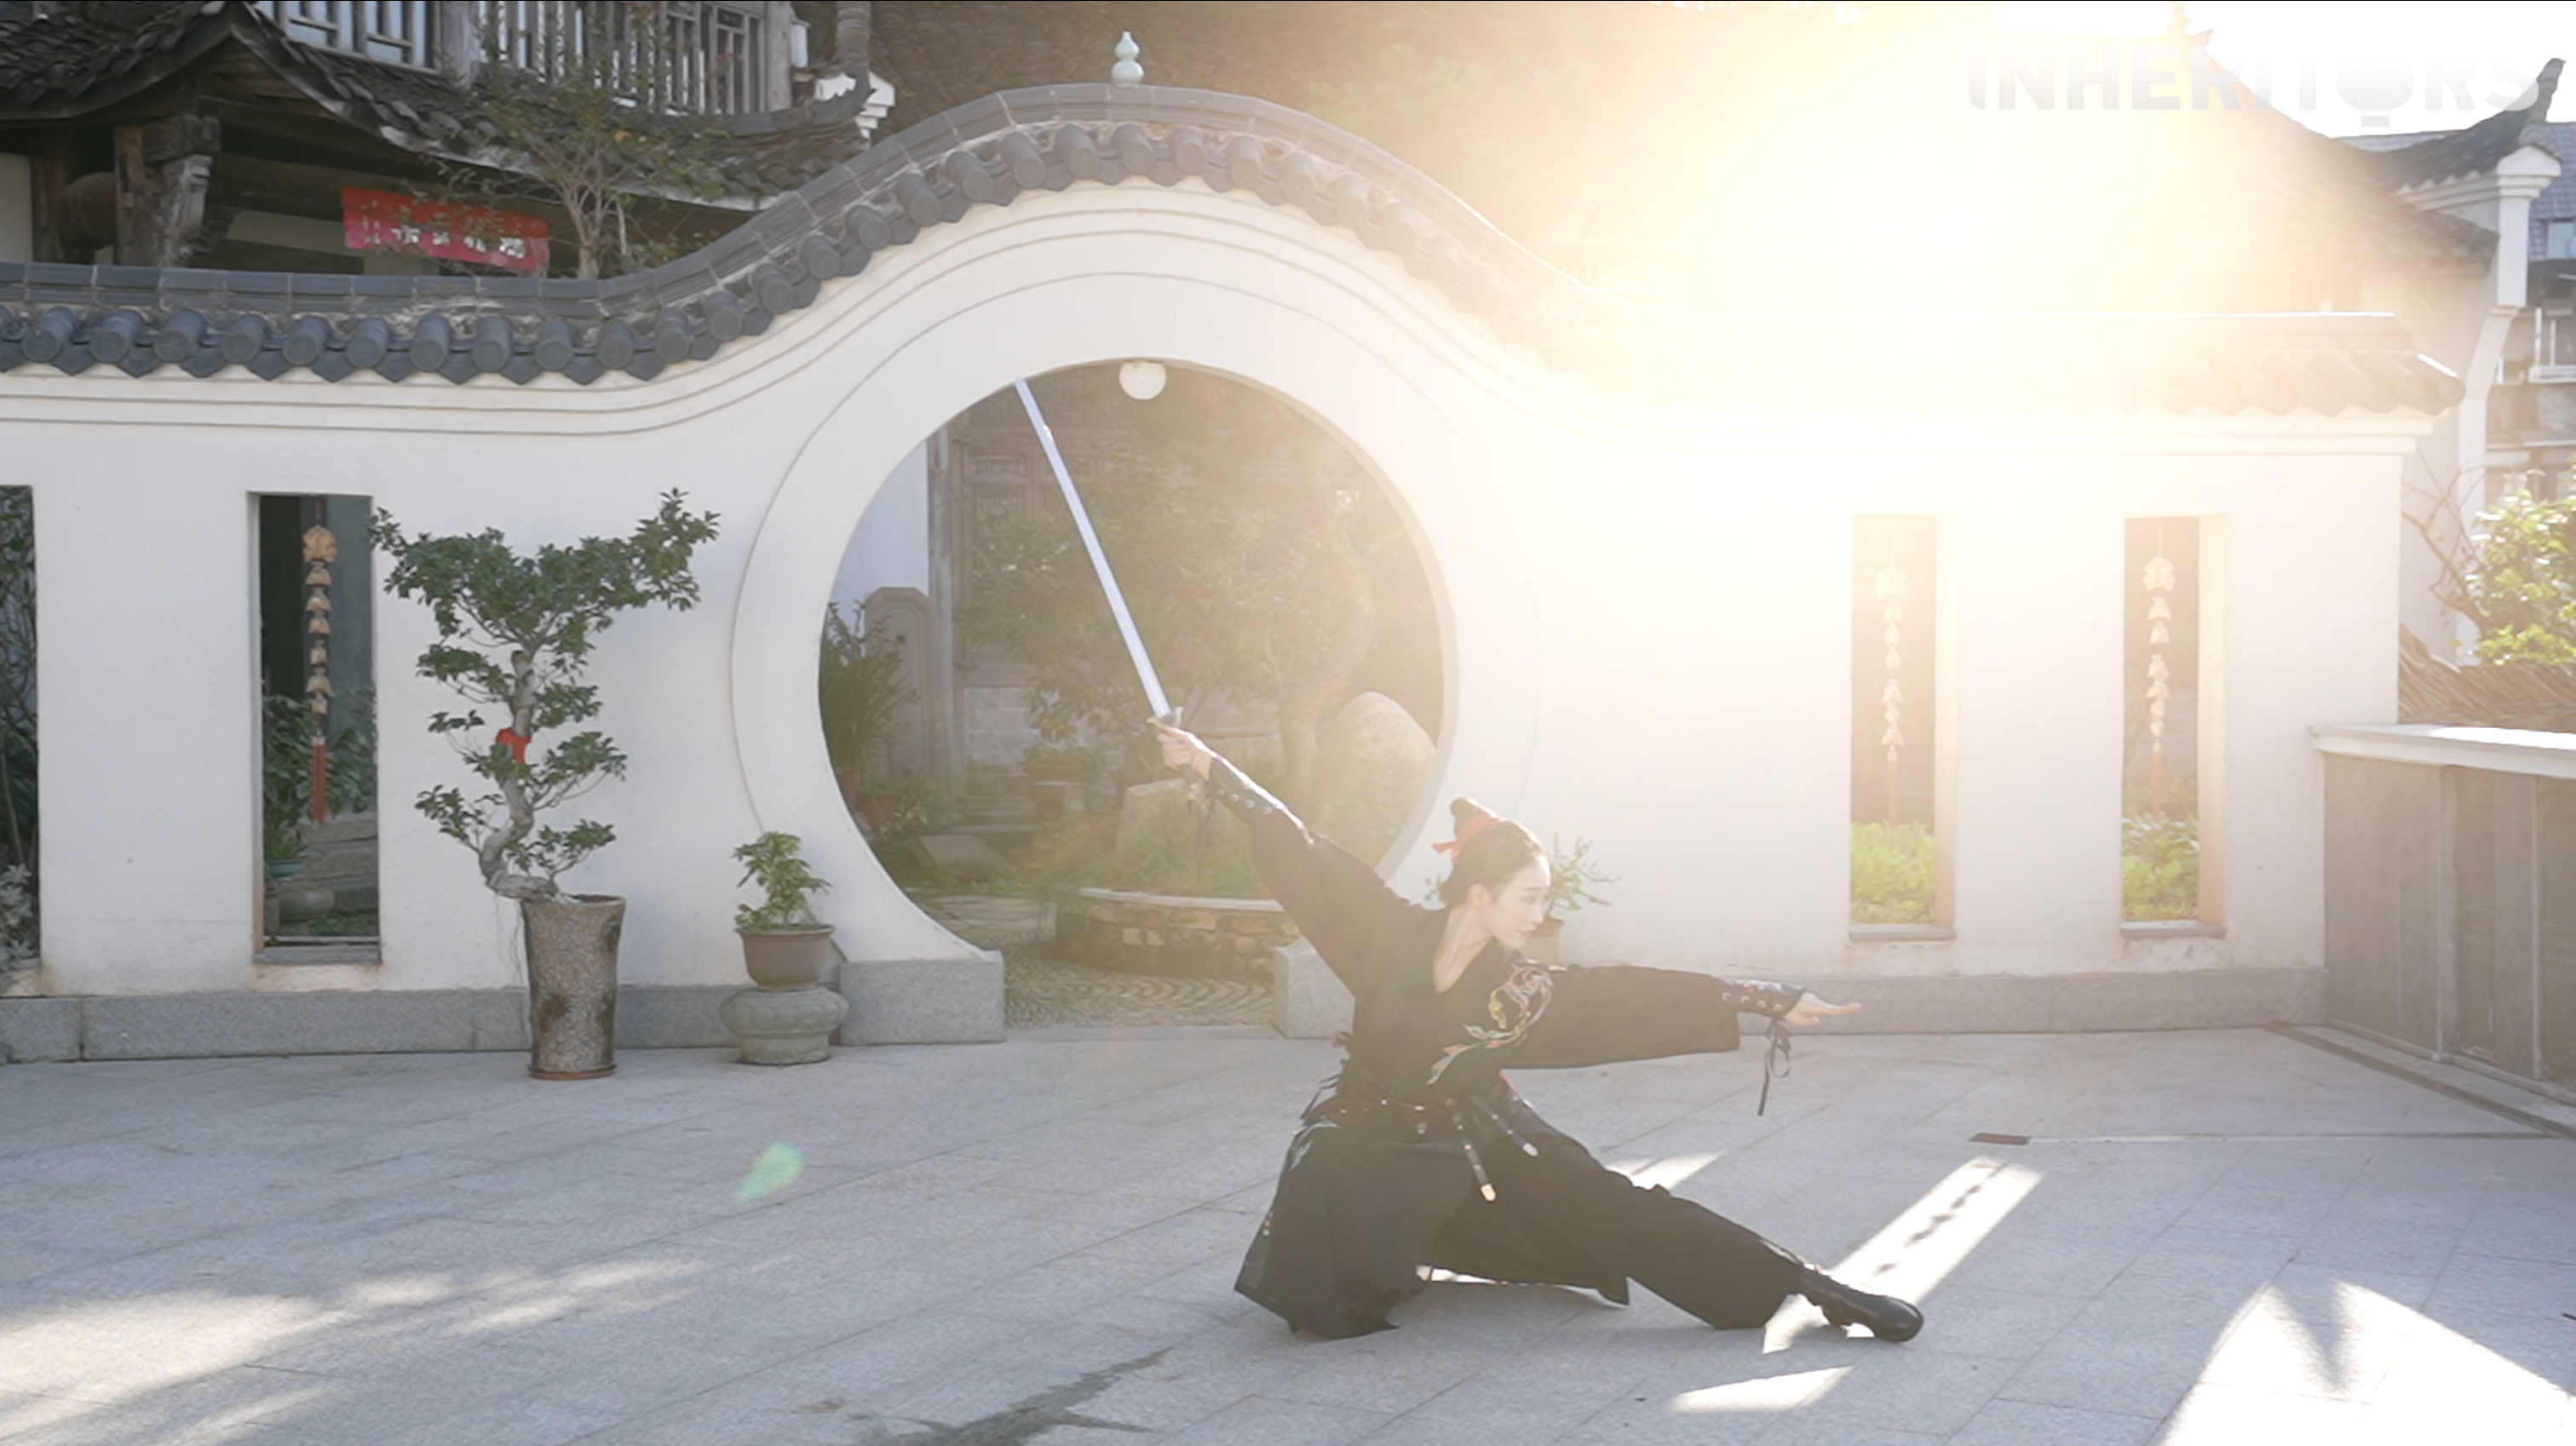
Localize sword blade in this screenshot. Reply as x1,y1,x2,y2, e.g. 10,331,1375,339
1014,377,1174,720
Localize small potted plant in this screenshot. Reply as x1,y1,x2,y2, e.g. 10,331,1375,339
732,830,835,988
720,830,848,1064
1527,835,1615,964
374,491,721,1079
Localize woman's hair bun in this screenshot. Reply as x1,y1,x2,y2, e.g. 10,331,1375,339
1434,797,1542,906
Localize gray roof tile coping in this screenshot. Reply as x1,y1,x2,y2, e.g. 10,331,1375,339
0,85,2470,416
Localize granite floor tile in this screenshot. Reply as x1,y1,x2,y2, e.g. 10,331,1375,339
1943,1399,2158,1446
1780,1346,2015,1437
1996,1276,2265,1419
2423,1253,2576,1322
1750,1420,1946,1446
3,1032,2567,1445
1901,1284,2089,1360
1158,1394,1391,1446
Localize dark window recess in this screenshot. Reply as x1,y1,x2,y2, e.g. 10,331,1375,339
256,494,378,949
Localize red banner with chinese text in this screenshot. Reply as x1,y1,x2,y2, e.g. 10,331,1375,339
342,188,550,274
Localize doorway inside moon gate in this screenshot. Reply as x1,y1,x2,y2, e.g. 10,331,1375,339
823,364,1444,1019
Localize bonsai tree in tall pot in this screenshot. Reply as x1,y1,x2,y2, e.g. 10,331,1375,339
374,491,720,1078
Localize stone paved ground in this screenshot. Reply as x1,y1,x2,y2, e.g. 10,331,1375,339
3,1028,2574,1445
1004,953,1271,1030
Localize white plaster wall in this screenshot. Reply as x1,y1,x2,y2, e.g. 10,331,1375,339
0,179,2432,996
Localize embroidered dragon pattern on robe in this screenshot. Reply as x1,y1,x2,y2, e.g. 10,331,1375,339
1426,965,1556,1084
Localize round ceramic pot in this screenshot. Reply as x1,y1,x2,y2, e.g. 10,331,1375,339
739,926,836,989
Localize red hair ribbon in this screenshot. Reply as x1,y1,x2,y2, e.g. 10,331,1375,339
1434,811,1500,858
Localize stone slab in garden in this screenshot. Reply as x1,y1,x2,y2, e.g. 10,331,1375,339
911,832,1009,882
1302,691,1436,868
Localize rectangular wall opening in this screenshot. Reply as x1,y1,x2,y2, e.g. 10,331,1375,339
0,487,34,986
1853,515,1942,930
256,494,377,955
2123,516,2218,925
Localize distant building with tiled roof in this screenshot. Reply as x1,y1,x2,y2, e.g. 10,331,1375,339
0,0,892,274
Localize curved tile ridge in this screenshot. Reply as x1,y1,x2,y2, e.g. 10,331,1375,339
0,84,2466,416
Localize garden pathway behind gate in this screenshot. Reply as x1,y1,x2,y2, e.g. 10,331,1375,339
911,890,1274,1029
2,1027,2573,1445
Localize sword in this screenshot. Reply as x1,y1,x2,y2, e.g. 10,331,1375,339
1015,377,1175,721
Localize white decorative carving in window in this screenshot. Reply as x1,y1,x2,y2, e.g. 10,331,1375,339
256,1,433,68
477,2,773,115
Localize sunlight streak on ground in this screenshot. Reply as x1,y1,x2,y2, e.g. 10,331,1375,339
2175,1281,2576,1440
1671,1367,1851,1414
2337,1286,2572,1431
1607,1152,1720,1192
0,1258,704,1426
1762,1154,2037,1349
0,1294,334,1404
2205,1279,2414,1401
1828,1154,2043,1302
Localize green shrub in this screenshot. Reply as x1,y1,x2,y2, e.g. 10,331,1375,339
1851,821,1935,924
2121,813,2199,921
1012,808,1268,901
2468,491,2576,665
733,831,829,932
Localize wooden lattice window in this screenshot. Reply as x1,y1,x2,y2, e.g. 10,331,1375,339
474,1,773,114
256,1,434,68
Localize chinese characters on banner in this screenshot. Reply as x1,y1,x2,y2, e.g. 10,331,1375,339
341,188,550,273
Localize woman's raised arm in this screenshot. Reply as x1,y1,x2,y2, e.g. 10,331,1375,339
1155,723,1419,992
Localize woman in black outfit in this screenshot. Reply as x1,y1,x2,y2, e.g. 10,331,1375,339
1158,725,1923,1344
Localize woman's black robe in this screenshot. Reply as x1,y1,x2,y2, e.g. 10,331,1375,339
1210,760,1810,1340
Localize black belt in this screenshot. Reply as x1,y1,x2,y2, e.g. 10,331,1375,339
1309,1065,1542,1200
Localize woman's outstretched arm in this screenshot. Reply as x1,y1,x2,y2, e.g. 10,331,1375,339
1156,723,1417,995
1511,967,1860,1068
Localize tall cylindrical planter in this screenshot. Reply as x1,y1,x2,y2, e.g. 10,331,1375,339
521,893,625,1079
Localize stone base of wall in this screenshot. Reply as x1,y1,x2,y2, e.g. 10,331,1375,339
1271,958,2326,1041
0,964,2327,1064
841,955,1004,1044
0,961,1010,1062
1775,967,2327,1035
0,985,738,1064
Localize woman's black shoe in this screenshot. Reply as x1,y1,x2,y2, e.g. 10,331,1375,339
1799,1266,1923,1342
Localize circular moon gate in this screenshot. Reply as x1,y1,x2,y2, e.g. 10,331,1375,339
730,187,1550,973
